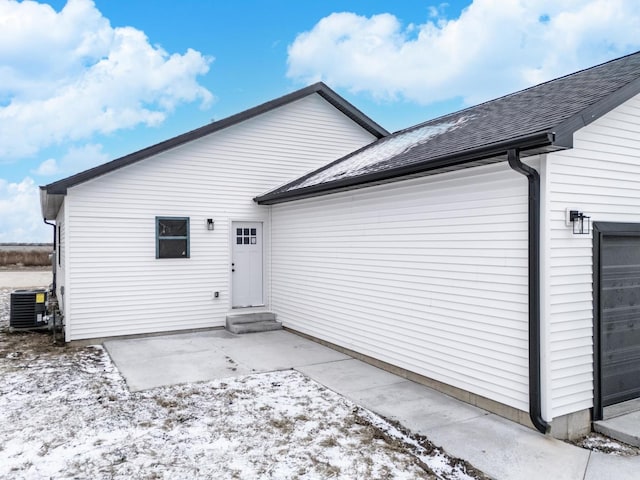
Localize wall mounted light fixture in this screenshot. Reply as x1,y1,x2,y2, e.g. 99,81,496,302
566,209,590,235
206,218,215,231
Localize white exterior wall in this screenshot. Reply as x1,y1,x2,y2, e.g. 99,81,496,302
546,93,640,418
63,93,377,340
271,162,534,411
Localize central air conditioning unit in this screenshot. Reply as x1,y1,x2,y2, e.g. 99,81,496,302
10,289,48,329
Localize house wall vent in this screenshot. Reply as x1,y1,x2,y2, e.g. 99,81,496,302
10,290,47,329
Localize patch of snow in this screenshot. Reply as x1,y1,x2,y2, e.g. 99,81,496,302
573,433,640,456
290,116,471,190
0,288,485,479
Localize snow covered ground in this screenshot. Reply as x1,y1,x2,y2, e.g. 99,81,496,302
0,287,487,479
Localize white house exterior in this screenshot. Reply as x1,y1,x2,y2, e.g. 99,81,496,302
40,84,386,341
263,108,640,432
255,52,640,438
41,52,640,439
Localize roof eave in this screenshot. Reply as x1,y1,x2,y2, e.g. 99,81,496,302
255,130,557,205
40,186,64,221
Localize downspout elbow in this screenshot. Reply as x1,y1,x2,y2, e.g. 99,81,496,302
507,148,550,435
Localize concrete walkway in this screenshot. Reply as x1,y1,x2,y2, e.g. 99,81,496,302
104,329,640,480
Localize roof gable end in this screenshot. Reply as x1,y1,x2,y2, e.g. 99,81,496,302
41,82,389,196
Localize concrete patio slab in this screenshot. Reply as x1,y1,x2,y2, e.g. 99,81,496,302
105,330,235,362
427,413,591,480
121,349,253,391
216,330,350,371
104,331,252,391
104,329,349,391
583,451,640,480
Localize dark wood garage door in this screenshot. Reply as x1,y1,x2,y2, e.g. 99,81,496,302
598,232,640,409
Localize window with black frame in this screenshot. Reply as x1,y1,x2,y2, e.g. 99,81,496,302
156,217,189,258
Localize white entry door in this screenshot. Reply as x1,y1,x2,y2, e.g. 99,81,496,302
232,222,263,307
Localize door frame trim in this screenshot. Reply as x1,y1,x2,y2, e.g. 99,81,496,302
592,222,640,420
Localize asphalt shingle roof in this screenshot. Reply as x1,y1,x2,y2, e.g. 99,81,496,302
256,51,640,205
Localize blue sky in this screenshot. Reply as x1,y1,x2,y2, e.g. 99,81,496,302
2,0,640,241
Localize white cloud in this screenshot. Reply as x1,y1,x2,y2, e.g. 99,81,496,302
0,0,213,159
0,177,50,242
287,0,640,106
6,145,114,244
32,143,110,177
32,158,59,176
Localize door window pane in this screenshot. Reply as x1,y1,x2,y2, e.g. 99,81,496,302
235,225,259,248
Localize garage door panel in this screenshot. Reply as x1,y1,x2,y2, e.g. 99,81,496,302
602,283,640,310
602,355,640,406
601,234,640,407
602,236,640,264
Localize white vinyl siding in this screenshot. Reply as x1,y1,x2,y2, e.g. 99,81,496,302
63,93,377,340
271,162,533,411
546,92,640,418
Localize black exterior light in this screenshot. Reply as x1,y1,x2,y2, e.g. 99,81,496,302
569,210,590,235
206,218,215,231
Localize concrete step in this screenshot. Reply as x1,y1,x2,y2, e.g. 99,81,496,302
226,319,282,334
225,312,281,334
594,410,640,447
226,312,277,325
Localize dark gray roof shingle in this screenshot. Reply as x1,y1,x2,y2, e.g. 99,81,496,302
256,51,640,205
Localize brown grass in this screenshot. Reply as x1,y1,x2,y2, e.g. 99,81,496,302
0,250,52,267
